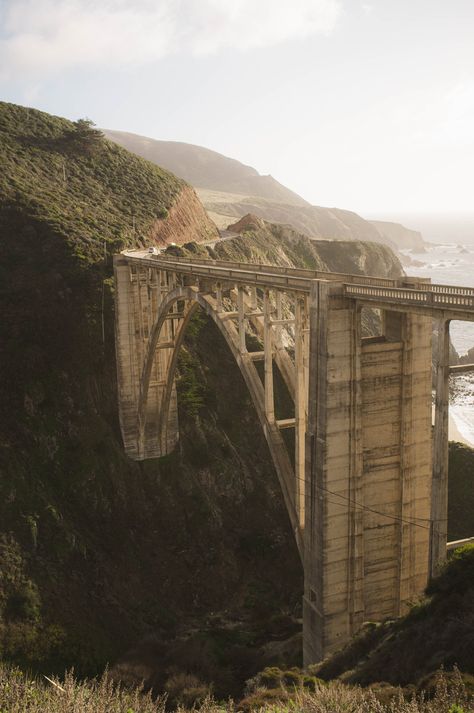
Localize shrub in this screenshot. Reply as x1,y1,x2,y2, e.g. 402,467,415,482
164,672,212,708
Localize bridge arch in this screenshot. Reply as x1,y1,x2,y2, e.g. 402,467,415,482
137,285,304,557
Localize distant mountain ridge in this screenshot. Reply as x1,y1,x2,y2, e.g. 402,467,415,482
103,130,308,207
104,128,427,253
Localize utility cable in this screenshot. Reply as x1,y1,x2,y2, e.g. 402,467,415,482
289,471,435,532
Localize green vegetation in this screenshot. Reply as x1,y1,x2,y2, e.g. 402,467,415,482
448,443,474,540
315,544,474,687
0,101,183,263
0,664,471,712
67,118,105,155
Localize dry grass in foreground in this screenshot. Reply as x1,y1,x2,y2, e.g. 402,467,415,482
0,664,473,712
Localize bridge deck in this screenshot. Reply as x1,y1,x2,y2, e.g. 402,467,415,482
123,251,474,319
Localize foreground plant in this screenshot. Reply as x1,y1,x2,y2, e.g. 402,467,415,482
0,664,471,712
0,666,165,713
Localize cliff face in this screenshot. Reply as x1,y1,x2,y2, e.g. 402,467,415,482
149,185,218,245
370,220,427,251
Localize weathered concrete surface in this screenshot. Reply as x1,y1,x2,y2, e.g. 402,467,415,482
114,256,179,460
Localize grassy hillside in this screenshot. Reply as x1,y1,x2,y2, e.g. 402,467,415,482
0,105,189,263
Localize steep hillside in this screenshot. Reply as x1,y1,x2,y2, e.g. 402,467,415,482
103,130,307,206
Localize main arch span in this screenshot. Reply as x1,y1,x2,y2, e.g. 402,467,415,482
114,250,474,664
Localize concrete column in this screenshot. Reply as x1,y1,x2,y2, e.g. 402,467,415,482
399,312,432,607
237,287,247,354
348,305,364,635
304,283,365,664
114,256,141,457
360,310,431,622
216,282,223,312
431,317,450,576
249,286,258,310
295,296,306,530
303,281,329,665
263,290,275,423
275,290,283,345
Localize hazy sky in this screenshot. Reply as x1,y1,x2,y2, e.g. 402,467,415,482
1,0,473,215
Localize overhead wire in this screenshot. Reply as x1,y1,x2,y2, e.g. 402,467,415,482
289,469,435,532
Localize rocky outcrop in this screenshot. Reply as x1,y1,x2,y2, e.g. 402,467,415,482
228,213,265,232
150,185,219,246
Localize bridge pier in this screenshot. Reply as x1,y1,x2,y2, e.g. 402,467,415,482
303,284,432,663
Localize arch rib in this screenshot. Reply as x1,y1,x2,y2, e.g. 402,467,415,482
138,285,304,559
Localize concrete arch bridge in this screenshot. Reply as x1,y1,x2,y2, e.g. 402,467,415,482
114,250,474,664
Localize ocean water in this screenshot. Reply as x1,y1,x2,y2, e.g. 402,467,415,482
380,213,474,446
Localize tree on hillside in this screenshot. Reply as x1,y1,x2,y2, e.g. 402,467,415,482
67,118,104,154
